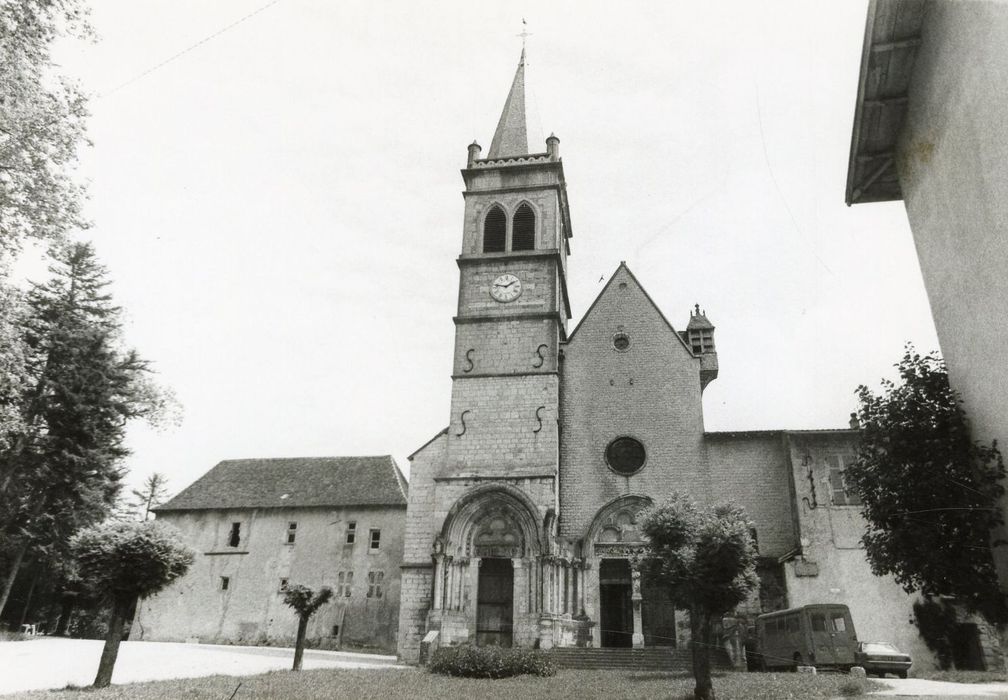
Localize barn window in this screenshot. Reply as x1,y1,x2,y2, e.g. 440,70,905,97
368,571,384,598
605,437,646,475
228,522,241,547
483,206,506,253
828,455,862,506
512,203,536,251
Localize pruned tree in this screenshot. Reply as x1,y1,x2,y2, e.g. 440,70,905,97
0,243,176,616
130,473,170,521
844,345,1007,622
640,493,759,700
0,0,93,257
71,520,194,687
282,584,333,671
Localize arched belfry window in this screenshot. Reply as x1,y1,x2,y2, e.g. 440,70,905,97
512,203,536,251
483,206,506,253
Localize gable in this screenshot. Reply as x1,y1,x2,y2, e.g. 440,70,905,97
566,263,695,357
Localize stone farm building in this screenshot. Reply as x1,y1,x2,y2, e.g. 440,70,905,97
132,456,407,652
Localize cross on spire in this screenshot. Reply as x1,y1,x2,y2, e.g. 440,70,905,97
517,18,531,53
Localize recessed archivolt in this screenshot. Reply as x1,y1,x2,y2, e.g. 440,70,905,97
584,494,652,548
439,483,544,559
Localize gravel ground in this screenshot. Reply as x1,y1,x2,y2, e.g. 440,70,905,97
872,677,1008,697
0,637,402,695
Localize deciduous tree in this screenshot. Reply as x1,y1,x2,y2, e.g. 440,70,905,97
72,520,194,687
0,0,92,256
844,345,1006,621
282,584,333,671
640,493,758,700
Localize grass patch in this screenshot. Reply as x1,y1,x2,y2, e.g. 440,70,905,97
0,631,33,642
912,669,1008,683
2,669,882,700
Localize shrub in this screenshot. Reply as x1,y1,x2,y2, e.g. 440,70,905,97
428,645,556,678
837,678,865,696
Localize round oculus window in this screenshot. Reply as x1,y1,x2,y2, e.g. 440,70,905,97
606,437,646,475
612,332,631,352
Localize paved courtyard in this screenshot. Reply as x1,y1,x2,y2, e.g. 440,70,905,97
0,637,402,695
873,677,1008,697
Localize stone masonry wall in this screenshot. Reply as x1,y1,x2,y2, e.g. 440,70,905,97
705,432,797,560
445,374,559,475
784,432,938,671
559,265,708,540
134,505,405,652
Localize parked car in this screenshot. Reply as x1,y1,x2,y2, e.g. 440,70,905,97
854,641,912,678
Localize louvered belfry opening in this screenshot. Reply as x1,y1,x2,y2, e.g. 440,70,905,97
483,206,506,252
512,203,535,251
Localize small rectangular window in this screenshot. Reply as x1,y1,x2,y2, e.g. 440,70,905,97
279,578,289,592
367,571,384,599
287,522,297,544
345,571,353,597
829,456,862,506
220,576,230,591
369,529,381,550
332,624,340,637
346,521,356,545
228,522,241,548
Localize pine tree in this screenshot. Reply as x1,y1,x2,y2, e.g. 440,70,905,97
0,243,169,616
130,472,171,521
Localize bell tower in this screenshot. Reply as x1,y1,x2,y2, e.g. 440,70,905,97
445,48,573,478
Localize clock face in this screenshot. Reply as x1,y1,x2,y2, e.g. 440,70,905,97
490,273,522,302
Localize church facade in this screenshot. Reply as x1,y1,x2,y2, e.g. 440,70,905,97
396,51,941,669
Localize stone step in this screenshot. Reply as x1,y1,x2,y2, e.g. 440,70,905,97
546,647,732,671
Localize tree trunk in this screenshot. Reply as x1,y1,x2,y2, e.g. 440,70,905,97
55,594,76,636
18,566,39,628
0,540,28,618
292,615,308,671
690,606,715,700
93,598,128,688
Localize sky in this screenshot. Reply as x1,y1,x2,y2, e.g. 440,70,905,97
30,0,941,499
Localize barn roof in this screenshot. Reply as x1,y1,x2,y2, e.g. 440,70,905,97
845,0,926,205
157,456,408,512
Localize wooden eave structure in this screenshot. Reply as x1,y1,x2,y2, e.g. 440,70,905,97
845,0,926,206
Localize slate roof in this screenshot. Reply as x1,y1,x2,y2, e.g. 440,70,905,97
156,456,408,512
488,49,529,158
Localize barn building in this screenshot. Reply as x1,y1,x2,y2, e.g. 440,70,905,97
131,456,407,652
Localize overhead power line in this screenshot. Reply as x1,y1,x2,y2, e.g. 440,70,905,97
101,0,282,98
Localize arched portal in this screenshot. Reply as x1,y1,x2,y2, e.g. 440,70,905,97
433,485,544,648
583,495,675,648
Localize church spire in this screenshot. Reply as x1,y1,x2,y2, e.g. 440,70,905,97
487,49,530,158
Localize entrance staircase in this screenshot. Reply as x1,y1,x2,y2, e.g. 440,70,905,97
547,646,733,672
